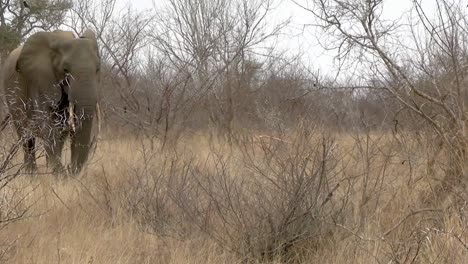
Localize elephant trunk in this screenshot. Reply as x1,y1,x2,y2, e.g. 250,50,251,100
70,103,96,175
68,75,98,175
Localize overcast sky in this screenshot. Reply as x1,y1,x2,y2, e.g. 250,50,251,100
115,0,441,74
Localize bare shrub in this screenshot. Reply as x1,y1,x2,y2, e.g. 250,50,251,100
121,142,176,236
0,129,34,262
120,122,346,262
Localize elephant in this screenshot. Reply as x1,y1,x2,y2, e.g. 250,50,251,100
0,29,101,175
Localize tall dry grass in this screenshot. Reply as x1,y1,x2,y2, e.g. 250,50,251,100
0,124,468,263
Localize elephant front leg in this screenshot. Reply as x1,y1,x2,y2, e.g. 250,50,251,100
22,137,37,173
14,121,37,174
44,132,67,174
40,98,69,174
9,96,36,173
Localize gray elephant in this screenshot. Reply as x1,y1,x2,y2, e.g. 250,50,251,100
1,29,101,175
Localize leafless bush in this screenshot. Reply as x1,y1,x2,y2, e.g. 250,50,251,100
0,127,35,262
120,141,176,235
119,122,347,261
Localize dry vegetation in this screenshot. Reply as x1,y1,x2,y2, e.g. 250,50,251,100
2,0,468,263
1,127,467,263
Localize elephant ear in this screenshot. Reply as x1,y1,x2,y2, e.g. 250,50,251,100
52,29,75,39
16,30,75,105
80,29,100,57
81,29,96,40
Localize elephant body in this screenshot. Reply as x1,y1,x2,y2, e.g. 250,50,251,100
1,29,101,175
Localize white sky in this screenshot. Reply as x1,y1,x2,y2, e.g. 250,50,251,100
116,0,441,75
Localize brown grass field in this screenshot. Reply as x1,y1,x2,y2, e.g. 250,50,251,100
1,127,468,263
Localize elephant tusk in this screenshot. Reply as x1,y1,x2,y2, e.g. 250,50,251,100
64,73,75,87
69,102,76,132
96,102,101,134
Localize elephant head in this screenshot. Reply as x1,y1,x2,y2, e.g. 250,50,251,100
15,29,101,174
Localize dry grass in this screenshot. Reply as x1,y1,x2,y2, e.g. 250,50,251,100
0,134,233,263
0,128,468,263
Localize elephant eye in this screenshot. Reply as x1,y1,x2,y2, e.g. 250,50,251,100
63,62,71,74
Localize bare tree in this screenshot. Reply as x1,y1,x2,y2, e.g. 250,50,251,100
296,0,468,202
67,0,114,38
150,0,289,143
